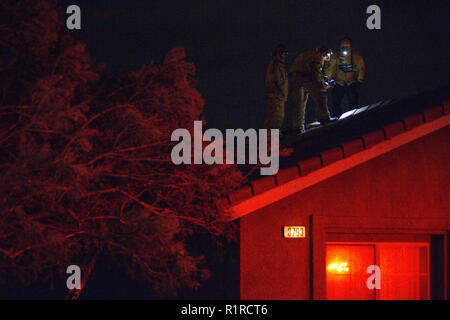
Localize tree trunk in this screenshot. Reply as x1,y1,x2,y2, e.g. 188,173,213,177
65,247,101,300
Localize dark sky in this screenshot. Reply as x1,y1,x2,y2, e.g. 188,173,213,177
61,0,449,131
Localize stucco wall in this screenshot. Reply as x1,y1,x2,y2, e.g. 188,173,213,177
240,126,450,299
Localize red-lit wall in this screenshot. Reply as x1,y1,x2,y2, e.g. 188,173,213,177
240,126,450,300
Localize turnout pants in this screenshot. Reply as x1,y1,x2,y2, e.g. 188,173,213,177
331,82,361,117
291,74,331,131
264,96,286,131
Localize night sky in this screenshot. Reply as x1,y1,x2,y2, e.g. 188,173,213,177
3,0,449,299
61,0,449,130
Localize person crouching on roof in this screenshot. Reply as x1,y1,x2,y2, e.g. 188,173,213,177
289,46,337,134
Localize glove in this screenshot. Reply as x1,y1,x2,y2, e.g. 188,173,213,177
323,75,335,88
327,79,336,88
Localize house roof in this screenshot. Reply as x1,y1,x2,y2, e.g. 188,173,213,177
226,84,450,220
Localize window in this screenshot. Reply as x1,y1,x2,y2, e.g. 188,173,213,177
326,242,429,300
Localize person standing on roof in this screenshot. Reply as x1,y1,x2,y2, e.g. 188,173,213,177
325,37,365,117
289,46,337,133
264,44,289,134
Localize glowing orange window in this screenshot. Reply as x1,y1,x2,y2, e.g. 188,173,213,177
326,243,429,300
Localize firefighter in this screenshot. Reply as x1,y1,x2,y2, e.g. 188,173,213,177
326,37,365,117
289,46,337,133
264,44,289,133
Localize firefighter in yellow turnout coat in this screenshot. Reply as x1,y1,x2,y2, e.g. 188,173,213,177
325,38,365,117
289,47,335,133
264,45,289,132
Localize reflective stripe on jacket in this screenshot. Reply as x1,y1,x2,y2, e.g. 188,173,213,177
325,50,365,86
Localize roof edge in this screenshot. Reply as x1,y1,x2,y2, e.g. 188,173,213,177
228,113,450,220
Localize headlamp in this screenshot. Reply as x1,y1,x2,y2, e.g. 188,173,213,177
341,46,349,56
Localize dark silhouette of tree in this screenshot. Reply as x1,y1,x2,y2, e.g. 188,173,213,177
0,0,243,298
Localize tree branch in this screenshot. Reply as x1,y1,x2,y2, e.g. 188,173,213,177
54,104,136,164
107,240,164,276
119,190,208,227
